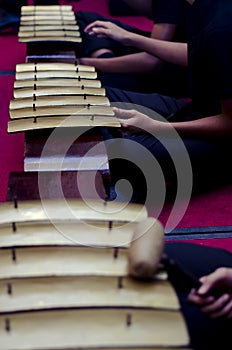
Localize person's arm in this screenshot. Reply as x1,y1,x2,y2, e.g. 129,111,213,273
80,52,163,74
80,23,178,73
114,99,232,139
173,99,232,138
187,267,232,319
84,21,187,66
127,34,187,66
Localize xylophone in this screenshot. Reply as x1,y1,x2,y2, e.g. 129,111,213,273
18,5,82,43
0,199,190,349
1,4,192,350
8,62,119,133
7,60,119,175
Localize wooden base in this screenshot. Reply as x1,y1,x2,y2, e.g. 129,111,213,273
7,170,108,201
26,51,77,64
0,308,189,349
23,127,110,172
26,42,79,63
0,275,175,313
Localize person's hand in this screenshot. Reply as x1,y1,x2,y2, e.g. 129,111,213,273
113,107,156,134
188,267,232,319
84,20,132,45
114,107,170,136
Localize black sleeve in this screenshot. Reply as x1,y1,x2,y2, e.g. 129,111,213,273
199,30,232,100
152,0,184,25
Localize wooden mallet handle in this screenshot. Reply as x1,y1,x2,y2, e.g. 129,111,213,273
128,217,164,279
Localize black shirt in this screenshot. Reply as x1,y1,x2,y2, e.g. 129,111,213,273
152,0,188,42
187,0,232,116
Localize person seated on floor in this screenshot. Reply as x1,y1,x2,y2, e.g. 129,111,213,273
164,241,232,350
76,0,189,97
83,0,232,203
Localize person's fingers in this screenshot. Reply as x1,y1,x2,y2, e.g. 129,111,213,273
85,27,108,37
85,20,110,33
113,107,135,119
84,20,98,32
118,119,129,128
210,297,232,319
188,288,214,305
85,20,103,31
197,274,219,295
201,294,232,319
227,306,232,319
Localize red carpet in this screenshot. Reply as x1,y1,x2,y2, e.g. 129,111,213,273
0,35,26,70
1,0,232,251
156,184,232,228
0,76,24,202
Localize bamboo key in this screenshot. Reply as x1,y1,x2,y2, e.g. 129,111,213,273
21,11,74,16
15,70,97,80
19,30,81,38
16,62,96,73
21,5,73,12
13,86,106,99
0,308,189,349
10,95,110,110
0,198,147,225
7,115,120,133
0,246,129,279
0,220,137,249
19,19,77,25
14,78,102,89
20,15,76,21
18,36,82,43
0,275,173,314
19,5,81,43
9,105,115,120
19,25,79,31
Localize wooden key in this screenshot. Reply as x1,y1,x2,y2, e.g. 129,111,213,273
15,70,97,80
8,115,120,132
19,30,81,38
0,199,147,225
16,63,95,72
9,105,114,119
19,36,82,43
21,5,73,12
0,275,175,314
19,25,79,31
0,308,189,349
0,246,129,278
14,78,102,89
21,10,73,15
14,86,106,99
10,95,110,110
21,11,74,17
20,15,76,21
20,20,77,25
0,220,136,249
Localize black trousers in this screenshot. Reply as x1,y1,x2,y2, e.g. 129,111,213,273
75,11,188,96
103,87,232,202
165,242,232,350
